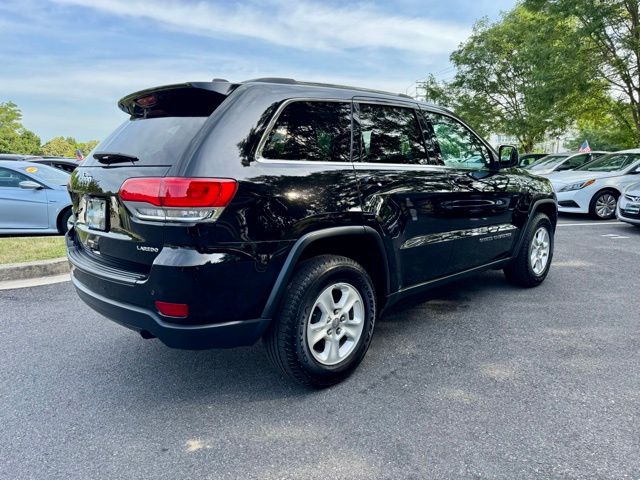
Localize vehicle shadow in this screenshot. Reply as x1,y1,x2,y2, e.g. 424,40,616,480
98,270,515,403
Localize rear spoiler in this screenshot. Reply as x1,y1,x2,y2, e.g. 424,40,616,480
118,80,239,118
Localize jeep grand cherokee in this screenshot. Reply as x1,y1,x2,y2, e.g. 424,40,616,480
66,78,557,386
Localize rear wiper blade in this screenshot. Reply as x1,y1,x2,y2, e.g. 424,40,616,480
93,152,139,165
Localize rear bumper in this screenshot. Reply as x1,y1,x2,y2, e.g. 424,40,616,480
72,271,271,349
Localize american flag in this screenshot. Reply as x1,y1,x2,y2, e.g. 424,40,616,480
75,149,85,161
578,140,591,153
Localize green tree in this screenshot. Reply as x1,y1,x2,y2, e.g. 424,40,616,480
526,0,640,144
41,136,100,157
41,136,77,157
0,101,41,154
422,6,604,152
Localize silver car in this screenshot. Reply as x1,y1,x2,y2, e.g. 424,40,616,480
617,181,640,226
0,160,72,235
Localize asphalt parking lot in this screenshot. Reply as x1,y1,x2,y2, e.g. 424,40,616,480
1,216,639,480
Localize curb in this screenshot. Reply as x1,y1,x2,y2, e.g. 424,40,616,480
0,257,70,282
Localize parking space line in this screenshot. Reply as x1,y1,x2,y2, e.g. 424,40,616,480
557,222,625,227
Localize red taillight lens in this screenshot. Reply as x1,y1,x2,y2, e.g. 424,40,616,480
120,177,237,207
155,301,189,318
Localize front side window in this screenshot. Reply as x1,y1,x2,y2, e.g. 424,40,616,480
261,101,351,162
429,113,492,170
356,103,429,165
559,154,590,171
529,154,569,171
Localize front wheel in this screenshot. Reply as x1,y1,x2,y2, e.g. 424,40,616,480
264,255,376,387
590,190,618,220
504,213,553,287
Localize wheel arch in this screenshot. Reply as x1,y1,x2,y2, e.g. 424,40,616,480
56,205,73,233
260,226,390,319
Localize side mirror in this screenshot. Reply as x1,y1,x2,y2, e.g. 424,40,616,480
498,145,519,169
19,180,43,190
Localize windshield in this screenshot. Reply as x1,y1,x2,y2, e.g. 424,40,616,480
528,154,569,171
20,163,69,185
83,117,208,167
577,152,640,172
526,154,568,170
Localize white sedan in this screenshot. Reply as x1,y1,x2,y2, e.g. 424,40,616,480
547,149,640,220
617,181,640,226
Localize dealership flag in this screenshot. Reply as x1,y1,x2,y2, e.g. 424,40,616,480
75,149,85,161
578,140,591,153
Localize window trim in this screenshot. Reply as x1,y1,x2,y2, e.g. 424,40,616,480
254,97,354,165
421,108,498,170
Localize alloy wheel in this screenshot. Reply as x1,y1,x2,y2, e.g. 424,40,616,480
529,226,550,276
306,282,364,366
595,193,617,219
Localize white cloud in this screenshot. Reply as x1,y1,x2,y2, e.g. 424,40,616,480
52,0,470,55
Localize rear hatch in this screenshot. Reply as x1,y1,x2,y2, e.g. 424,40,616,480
68,82,236,274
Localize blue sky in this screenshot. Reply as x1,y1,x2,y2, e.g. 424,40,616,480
0,0,516,142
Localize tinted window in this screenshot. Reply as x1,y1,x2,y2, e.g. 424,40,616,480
429,113,492,169
262,101,351,162
560,154,590,170
83,117,208,167
0,168,29,188
357,103,429,165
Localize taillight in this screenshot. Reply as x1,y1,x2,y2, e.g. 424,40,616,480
119,177,237,222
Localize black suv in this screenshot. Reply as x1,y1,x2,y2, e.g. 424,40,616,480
66,78,556,386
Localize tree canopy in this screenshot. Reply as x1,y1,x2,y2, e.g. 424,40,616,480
0,102,41,155
526,0,640,146
424,5,607,152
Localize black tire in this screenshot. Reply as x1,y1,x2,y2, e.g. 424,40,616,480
589,190,619,220
504,213,553,287
57,208,72,234
264,255,376,388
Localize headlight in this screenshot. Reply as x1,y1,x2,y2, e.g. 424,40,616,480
558,179,596,192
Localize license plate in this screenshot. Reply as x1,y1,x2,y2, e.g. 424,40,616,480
86,197,107,231
625,203,640,214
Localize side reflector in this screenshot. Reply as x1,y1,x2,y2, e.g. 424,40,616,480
155,301,189,318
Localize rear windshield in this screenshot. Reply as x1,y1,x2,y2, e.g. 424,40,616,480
83,117,208,167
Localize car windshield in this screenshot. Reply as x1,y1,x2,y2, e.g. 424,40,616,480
526,154,568,170
528,154,569,171
20,163,69,185
577,152,640,172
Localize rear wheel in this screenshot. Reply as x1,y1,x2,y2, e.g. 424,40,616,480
264,255,376,387
589,190,618,220
504,213,553,287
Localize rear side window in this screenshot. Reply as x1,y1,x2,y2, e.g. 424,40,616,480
261,101,351,162
356,103,429,165
83,117,208,167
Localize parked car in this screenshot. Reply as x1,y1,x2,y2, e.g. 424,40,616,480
617,181,640,226
0,160,72,234
518,153,548,167
0,153,43,161
66,78,557,386
548,149,640,219
527,151,608,176
30,157,80,173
